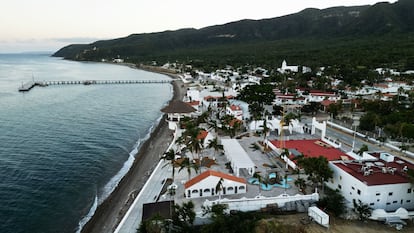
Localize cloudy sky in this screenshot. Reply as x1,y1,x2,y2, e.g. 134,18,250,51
0,0,397,53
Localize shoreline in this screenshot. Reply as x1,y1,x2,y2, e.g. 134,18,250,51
80,65,185,233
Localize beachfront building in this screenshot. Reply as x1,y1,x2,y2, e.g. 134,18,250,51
221,139,255,177
184,170,247,199
161,100,197,130
327,152,414,211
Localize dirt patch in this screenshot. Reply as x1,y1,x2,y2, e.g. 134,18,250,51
268,213,414,233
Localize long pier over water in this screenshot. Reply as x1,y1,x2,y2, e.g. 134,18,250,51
18,79,172,92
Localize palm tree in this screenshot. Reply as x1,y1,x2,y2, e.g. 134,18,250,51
357,144,369,156
294,177,307,193
178,157,199,180
260,117,273,148
207,137,223,159
253,172,264,196
161,149,176,182
215,177,224,202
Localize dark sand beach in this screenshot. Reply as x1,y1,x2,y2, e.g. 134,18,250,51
81,68,184,233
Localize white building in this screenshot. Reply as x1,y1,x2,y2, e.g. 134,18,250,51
184,170,247,199
226,104,243,120
305,91,341,103
278,60,299,73
221,139,255,177
327,152,414,211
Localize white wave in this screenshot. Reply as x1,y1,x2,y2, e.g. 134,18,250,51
76,113,165,233
76,193,98,233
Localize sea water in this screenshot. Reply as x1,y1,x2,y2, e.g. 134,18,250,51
0,54,172,233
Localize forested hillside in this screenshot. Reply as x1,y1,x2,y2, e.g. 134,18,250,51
53,0,414,69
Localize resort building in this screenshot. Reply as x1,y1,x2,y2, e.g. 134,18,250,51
327,152,414,211
161,100,196,130
184,170,247,199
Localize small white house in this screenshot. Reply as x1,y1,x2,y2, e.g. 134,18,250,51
184,170,247,199
226,104,243,120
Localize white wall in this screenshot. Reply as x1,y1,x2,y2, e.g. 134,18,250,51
327,162,414,211
185,176,246,199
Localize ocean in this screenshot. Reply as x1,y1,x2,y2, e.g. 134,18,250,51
0,54,172,233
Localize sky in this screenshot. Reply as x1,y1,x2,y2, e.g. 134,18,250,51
0,0,398,53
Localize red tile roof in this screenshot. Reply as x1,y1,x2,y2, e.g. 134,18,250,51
197,130,208,140
333,156,414,186
270,139,349,161
230,105,241,111
186,101,200,106
321,99,334,106
184,170,246,189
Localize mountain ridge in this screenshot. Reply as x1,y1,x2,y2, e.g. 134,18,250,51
53,0,414,68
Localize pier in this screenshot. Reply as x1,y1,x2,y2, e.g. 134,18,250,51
18,79,172,92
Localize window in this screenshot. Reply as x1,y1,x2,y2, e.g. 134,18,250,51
227,187,234,191
239,186,245,190
357,189,361,195
407,200,411,203
338,184,342,189
386,202,391,205
377,199,380,202
389,192,393,196
408,189,412,194
370,203,374,206
204,189,210,193
352,186,355,190
376,193,380,196
339,176,342,180
192,190,198,193
393,201,398,204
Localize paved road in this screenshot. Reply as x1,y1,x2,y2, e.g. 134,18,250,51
326,124,409,160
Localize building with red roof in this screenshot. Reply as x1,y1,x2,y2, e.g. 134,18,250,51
184,170,247,199
226,104,243,120
269,139,349,169
327,152,414,211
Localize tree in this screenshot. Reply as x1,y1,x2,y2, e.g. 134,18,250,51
317,186,346,217
138,213,167,233
215,178,224,202
237,84,275,106
207,137,223,159
161,149,176,181
353,199,372,221
294,177,307,193
179,124,205,169
357,144,369,156
171,201,196,232
260,117,273,147
253,172,266,196
297,156,333,189
178,157,199,180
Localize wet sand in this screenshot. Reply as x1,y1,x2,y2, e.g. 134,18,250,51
81,67,185,233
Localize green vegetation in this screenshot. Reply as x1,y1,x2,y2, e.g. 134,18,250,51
139,201,196,233
353,199,372,221
296,156,333,189
317,186,346,217
359,100,414,140
54,1,414,72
